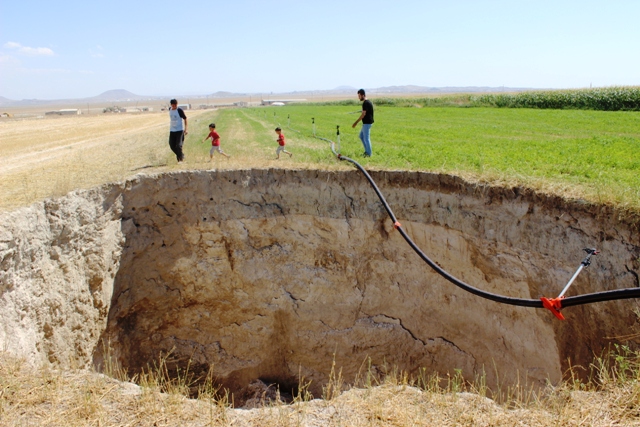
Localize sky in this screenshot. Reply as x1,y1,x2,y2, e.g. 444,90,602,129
1,0,639,100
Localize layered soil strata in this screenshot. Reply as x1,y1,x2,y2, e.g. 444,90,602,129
1,169,639,403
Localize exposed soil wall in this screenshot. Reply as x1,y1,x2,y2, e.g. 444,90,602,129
1,169,639,402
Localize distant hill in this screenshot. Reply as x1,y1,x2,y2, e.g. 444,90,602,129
333,85,357,92
277,85,533,96
0,85,536,108
207,91,244,98
89,89,146,101
372,85,531,94
0,96,60,108
375,85,438,93
84,89,169,103
0,89,164,108
0,96,15,107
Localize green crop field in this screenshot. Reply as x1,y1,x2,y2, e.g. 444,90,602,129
8,100,633,213
193,104,640,211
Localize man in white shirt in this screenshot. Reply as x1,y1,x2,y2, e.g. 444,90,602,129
168,99,188,162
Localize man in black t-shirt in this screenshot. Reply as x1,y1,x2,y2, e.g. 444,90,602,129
352,88,374,157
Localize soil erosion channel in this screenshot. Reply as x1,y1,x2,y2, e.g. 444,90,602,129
1,169,639,405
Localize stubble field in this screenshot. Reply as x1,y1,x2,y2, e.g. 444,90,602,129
0,112,173,211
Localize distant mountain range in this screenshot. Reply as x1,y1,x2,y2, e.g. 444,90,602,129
84,89,150,102
373,85,531,93
0,85,534,108
0,90,159,108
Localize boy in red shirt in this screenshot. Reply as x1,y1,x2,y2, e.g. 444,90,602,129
202,123,230,160
275,127,292,159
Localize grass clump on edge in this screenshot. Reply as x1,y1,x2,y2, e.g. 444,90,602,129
3,345,640,426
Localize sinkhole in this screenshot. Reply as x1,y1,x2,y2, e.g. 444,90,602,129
1,168,639,406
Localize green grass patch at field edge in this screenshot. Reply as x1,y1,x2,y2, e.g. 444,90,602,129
232,105,640,211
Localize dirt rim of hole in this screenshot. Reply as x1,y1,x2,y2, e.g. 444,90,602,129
1,168,639,406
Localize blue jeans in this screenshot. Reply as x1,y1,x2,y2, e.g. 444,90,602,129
359,124,372,156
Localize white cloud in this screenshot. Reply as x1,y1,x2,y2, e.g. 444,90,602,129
0,54,20,65
4,41,54,56
17,67,71,75
89,45,104,58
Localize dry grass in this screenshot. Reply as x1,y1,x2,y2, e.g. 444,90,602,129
0,112,173,211
3,349,640,426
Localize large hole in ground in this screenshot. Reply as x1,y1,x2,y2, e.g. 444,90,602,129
2,169,639,407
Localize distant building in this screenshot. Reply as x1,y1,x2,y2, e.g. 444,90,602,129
103,106,125,113
177,104,191,110
45,109,81,116
261,99,306,106
124,106,154,113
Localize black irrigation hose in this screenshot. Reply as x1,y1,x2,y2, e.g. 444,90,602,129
321,137,640,313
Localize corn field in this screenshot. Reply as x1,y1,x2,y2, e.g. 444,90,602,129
471,86,640,111
314,87,640,111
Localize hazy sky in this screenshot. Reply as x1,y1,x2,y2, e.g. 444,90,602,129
1,0,639,100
